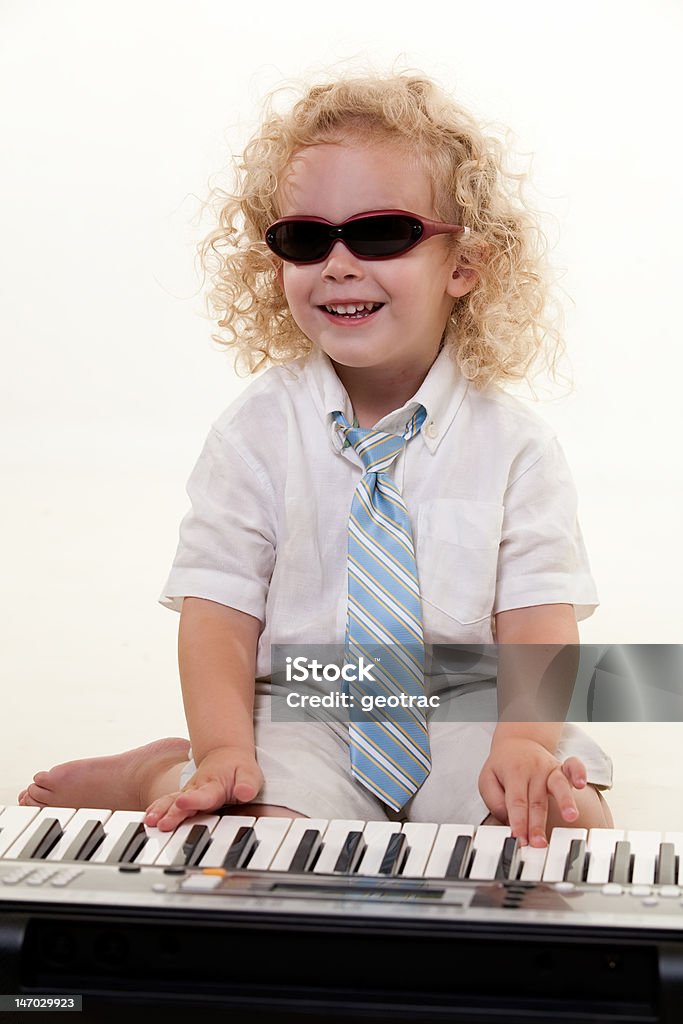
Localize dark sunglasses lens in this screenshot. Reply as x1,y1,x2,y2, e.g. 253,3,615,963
268,222,330,262
344,215,420,256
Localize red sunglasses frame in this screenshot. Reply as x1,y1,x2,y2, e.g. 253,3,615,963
264,208,470,264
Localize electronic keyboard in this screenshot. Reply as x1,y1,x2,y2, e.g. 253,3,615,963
2,804,683,1022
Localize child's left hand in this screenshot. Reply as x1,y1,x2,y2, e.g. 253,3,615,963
478,736,587,847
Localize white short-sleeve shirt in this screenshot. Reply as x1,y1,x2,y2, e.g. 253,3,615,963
159,346,599,679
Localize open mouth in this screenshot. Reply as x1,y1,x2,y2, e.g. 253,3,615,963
321,302,384,319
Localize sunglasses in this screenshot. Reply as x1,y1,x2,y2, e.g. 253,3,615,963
264,209,470,264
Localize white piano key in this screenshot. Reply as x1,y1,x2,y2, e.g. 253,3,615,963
585,828,626,884
44,809,113,861
355,821,403,876
4,807,78,860
132,825,184,866
627,829,661,885
0,805,42,857
143,814,220,866
542,827,587,883
663,831,683,885
468,825,512,880
196,816,257,868
313,820,365,874
400,822,438,878
88,810,149,864
247,817,293,871
269,819,329,872
423,824,475,878
517,844,548,882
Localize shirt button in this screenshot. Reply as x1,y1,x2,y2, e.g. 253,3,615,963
425,422,438,439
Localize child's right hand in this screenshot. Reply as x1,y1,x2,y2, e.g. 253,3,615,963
143,745,264,832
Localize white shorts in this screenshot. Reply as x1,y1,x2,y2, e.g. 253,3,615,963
179,691,613,825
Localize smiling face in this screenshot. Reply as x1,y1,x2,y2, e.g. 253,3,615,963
276,139,475,384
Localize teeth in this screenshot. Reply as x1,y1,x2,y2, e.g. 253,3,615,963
324,302,381,315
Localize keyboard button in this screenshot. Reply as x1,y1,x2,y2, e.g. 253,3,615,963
518,845,548,882
378,833,407,876
468,826,512,880
197,816,256,869
312,820,365,875
287,829,323,873
564,838,586,883
627,830,661,885
655,842,677,886
543,828,587,883
585,828,625,884
400,823,438,878
610,841,632,884
332,831,366,874
246,818,292,871
269,820,328,872
424,825,475,879
222,826,258,870
4,808,76,861
355,822,403,877
496,836,521,881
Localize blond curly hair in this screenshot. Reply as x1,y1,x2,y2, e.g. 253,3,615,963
198,72,564,389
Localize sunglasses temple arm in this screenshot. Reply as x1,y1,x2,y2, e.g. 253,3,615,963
426,223,470,240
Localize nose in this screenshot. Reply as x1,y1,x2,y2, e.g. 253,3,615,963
320,240,364,280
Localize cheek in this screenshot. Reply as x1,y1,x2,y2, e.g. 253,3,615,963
281,268,312,312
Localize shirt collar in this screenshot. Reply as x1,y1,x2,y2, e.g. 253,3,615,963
304,344,469,454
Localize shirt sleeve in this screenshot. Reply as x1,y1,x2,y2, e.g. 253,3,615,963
493,437,599,621
158,426,276,619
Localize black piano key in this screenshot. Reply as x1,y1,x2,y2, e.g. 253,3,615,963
222,826,258,870
655,842,677,885
288,829,322,873
333,831,366,874
564,838,587,883
62,820,106,862
445,834,472,879
495,836,521,880
106,821,148,864
610,840,632,884
378,832,408,876
20,818,63,859
173,824,211,867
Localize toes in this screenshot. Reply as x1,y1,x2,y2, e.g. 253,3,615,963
20,787,47,808
26,783,52,807
32,771,51,786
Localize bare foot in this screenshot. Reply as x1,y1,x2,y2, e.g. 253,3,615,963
17,738,191,811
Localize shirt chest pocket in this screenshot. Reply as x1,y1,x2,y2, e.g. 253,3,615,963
416,499,504,625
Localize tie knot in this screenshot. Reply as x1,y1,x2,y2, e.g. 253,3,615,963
334,406,427,474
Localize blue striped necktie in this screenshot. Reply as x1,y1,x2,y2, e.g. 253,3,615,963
333,405,431,811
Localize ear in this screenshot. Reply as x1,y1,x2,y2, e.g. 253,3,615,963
446,265,477,299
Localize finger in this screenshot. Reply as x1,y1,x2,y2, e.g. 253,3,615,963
174,777,228,811
478,768,508,824
562,756,587,789
504,780,532,846
526,776,549,848
232,765,263,804
547,766,579,822
144,792,182,828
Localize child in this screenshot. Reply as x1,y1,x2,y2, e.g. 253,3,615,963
19,72,613,849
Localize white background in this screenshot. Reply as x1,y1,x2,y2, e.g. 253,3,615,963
1,0,682,826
